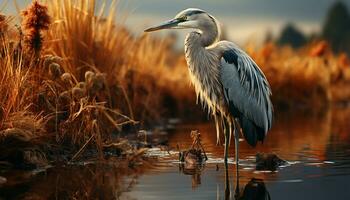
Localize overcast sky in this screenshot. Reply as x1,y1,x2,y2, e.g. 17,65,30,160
3,0,350,45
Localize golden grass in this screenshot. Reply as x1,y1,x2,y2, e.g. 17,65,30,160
1,0,191,154
45,0,194,124
0,25,43,137
246,41,350,109
0,0,350,157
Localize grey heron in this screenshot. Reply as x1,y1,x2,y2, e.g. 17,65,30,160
145,8,273,174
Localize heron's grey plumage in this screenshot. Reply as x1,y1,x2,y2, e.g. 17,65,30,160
220,43,273,131
144,8,273,167
179,9,273,147
220,45,273,146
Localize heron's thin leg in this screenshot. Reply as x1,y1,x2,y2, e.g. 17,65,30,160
224,161,230,200
233,119,240,196
228,119,232,146
214,114,221,145
223,119,229,165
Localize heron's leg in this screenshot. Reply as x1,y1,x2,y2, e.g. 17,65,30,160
233,119,240,196
224,161,230,200
228,119,232,146
223,119,230,165
214,114,221,145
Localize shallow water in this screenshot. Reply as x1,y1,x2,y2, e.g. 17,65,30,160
1,107,350,199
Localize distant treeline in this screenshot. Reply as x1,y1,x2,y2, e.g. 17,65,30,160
277,1,350,55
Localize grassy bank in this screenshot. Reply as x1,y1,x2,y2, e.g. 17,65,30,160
0,0,349,168
248,41,350,109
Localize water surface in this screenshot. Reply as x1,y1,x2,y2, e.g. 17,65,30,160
1,107,350,199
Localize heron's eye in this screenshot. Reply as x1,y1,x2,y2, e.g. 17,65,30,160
178,16,187,22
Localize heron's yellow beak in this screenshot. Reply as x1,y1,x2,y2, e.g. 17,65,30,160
144,19,181,32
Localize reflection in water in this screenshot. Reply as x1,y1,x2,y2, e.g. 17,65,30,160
164,107,350,199
239,178,271,200
0,160,148,199
179,163,204,189
168,106,337,179
212,165,271,200
1,107,350,199
179,159,272,200
169,108,333,161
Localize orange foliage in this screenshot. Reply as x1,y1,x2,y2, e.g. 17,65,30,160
309,40,329,57
21,0,51,54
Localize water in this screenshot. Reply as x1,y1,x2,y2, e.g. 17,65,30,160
1,107,350,199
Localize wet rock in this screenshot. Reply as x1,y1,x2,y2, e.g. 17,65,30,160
256,153,287,171
0,128,48,170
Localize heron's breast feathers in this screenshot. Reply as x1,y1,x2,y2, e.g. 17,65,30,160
185,34,225,115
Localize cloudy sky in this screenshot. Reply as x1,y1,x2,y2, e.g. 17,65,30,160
3,0,350,45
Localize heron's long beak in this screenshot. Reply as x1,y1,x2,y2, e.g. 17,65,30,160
144,19,181,32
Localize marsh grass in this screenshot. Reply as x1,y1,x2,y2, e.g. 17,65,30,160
0,0,349,167
248,41,350,109
46,0,195,124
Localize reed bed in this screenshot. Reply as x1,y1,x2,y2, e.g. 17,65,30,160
247,41,350,109
0,0,349,167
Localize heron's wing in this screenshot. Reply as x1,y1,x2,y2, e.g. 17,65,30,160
220,48,273,146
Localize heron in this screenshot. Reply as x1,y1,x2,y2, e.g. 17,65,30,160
145,8,273,177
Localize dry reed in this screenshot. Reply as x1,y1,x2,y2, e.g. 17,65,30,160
1,0,350,166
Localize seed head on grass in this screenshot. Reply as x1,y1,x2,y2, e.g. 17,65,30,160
72,87,86,99
61,72,74,85
83,71,106,96
21,0,51,55
88,73,106,96
85,71,95,83
72,82,87,99
58,91,71,106
49,63,63,79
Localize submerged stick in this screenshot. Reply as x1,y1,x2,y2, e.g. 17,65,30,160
70,134,94,162
190,130,208,160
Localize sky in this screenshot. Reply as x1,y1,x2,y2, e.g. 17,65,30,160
3,0,350,45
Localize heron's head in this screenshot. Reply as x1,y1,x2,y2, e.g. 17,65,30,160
144,8,218,32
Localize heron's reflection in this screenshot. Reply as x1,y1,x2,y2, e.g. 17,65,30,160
239,178,271,200
179,162,271,200
219,165,271,200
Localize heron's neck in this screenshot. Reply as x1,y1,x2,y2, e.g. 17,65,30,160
184,19,220,57
199,23,220,47
184,26,222,115
184,27,219,66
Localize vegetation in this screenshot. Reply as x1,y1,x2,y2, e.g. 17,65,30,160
322,1,350,55
277,23,306,48
0,0,349,169
278,1,350,55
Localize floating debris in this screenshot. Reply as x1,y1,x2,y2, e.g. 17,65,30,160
178,130,208,166
256,153,287,171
